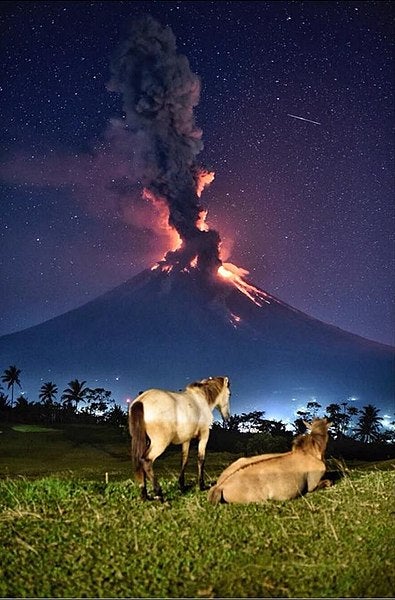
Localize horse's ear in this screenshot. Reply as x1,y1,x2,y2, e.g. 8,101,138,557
303,420,311,430
326,421,333,428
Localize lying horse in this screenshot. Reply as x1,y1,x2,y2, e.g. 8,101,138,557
208,418,332,504
129,376,231,500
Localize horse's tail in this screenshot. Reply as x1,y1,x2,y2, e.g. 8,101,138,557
207,484,225,505
129,401,148,478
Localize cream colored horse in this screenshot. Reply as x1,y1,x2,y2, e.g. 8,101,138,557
208,418,332,504
129,376,231,500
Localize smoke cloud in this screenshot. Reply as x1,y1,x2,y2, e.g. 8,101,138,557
108,15,221,274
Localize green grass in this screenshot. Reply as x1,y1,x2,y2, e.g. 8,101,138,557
0,424,394,598
11,424,60,433
0,422,132,480
0,422,235,482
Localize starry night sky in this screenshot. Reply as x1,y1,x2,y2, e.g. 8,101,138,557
1,0,394,346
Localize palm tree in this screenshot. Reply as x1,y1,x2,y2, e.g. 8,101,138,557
354,404,383,443
39,382,58,404
61,379,88,410
346,405,359,435
1,365,22,407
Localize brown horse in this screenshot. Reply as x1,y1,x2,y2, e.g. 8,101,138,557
129,376,231,500
208,418,332,504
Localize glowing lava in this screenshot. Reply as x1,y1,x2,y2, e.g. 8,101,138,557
218,263,271,307
145,163,269,313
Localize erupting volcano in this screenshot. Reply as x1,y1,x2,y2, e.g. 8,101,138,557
0,16,393,416
107,16,222,277
106,16,276,308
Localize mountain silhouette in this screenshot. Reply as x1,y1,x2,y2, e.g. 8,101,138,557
0,267,393,418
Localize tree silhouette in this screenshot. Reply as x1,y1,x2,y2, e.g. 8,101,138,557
39,382,58,404
0,384,8,402
61,379,88,410
354,404,383,443
346,405,359,435
268,420,288,436
0,388,10,411
381,415,395,444
82,387,113,419
39,381,59,423
239,410,266,433
306,401,322,419
325,403,343,435
293,401,322,432
1,365,22,407
222,413,243,432
105,404,127,427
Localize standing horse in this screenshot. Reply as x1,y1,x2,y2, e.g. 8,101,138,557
208,418,332,504
129,376,231,500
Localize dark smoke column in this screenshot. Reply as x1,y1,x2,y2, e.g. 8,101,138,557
108,15,221,275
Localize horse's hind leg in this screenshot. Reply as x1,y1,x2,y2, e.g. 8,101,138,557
135,465,148,501
197,432,209,491
179,441,190,492
141,458,163,502
132,453,148,500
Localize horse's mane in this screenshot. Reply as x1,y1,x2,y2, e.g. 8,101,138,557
187,377,226,406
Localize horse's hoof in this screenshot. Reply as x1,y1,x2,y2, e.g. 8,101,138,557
180,483,194,493
154,495,164,503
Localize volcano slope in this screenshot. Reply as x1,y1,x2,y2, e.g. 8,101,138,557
0,267,393,414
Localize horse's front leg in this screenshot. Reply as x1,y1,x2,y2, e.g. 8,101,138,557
179,441,190,492
307,468,329,494
197,432,209,491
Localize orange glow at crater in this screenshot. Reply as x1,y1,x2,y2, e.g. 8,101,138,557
144,177,270,313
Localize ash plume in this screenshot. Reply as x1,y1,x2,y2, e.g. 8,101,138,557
107,15,221,274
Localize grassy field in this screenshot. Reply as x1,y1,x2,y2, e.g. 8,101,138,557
0,423,394,598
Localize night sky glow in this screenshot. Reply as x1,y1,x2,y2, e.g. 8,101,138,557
1,1,394,347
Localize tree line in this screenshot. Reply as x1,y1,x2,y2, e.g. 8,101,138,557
0,365,125,427
1,364,394,447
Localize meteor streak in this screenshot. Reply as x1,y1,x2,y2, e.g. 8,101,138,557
287,113,321,125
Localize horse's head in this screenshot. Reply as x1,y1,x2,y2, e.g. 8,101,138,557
303,418,332,436
298,418,332,458
200,376,231,422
